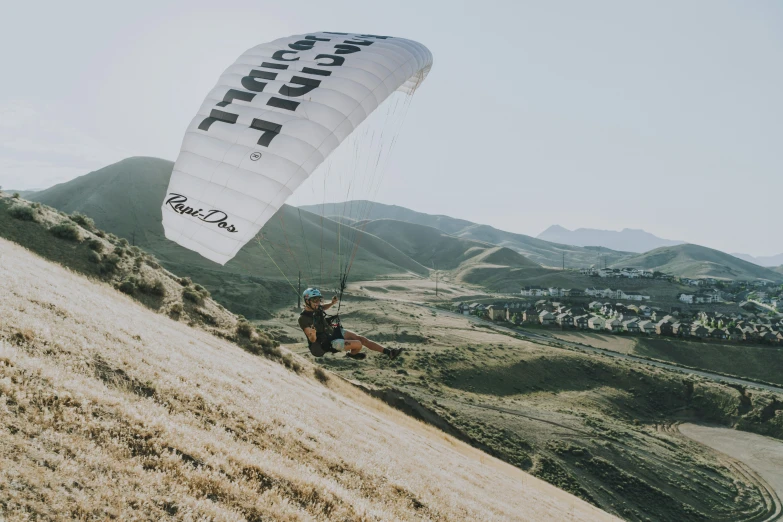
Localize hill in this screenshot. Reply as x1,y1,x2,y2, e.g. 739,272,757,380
538,225,684,253
732,252,783,268
612,244,783,282
2,189,39,198
0,238,613,520
302,200,475,235
361,218,540,271
302,200,633,268
30,158,429,318
774,266,783,275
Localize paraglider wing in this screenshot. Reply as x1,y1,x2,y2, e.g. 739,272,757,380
162,32,432,265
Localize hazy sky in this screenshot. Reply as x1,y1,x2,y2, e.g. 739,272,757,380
2,1,781,256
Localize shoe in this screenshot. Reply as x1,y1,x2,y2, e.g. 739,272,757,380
388,347,404,360
345,352,367,360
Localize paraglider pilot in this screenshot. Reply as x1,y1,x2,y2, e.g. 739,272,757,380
298,288,402,360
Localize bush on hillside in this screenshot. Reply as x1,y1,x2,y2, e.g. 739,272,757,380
88,251,102,264
70,212,95,231
114,246,128,257
237,321,254,338
138,278,167,297
314,366,330,384
178,277,192,287
95,230,106,238
87,239,104,253
183,288,204,305
118,280,136,295
119,238,129,247
12,193,20,199
168,303,183,318
50,222,82,242
8,204,38,222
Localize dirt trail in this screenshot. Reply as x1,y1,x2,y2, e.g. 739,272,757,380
677,423,783,522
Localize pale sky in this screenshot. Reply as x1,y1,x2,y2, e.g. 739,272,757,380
1,1,781,256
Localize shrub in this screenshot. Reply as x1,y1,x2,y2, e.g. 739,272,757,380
282,354,304,374
314,367,330,384
237,321,254,339
87,239,104,253
88,251,102,264
119,238,129,247
8,204,38,222
145,258,160,269
114,246,128,257
118,280,136,295
138,278,167,297
31,202,41,209
169,303,183,318
130,246,141,256
95,230,106,238
178,277,192,287
50,222,82,241
194,284,211,298
183,288,204,305
70,212,95,230
12,193,20,199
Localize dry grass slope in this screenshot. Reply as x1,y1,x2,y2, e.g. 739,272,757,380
0,237,617,521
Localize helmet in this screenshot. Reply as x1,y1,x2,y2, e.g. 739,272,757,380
303,287,322,301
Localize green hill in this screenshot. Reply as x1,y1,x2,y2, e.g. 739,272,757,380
774,266,783,275
612,244,783,282
302,200,475,235
30,158,428,318
361,218,540,271
301,200,632,268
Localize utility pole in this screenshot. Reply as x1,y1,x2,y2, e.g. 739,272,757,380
297,271,301,308
562,252,565,271
435,267,439,297
131,230,136,246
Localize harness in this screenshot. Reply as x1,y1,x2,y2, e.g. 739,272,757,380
302,307,343,356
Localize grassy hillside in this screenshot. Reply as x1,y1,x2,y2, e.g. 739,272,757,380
362,218,540,271
302,200,475,235
29,158,428,318
774,265,783,275
455,225,632,269
612,244,783,281
302,200,633,268
0,238,615,521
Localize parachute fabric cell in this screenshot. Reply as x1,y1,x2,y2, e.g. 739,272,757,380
162,32,432,265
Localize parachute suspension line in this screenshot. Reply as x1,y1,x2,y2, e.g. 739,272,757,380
342,91,417,284
276,210,305,281
297,207,314,283
254,236,300,298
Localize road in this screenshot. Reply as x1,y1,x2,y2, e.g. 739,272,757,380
426,306,783,395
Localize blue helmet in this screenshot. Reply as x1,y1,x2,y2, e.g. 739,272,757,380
303,287,322,301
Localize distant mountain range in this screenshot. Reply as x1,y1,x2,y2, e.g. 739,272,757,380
2,189,41,198
612,244,782,282
731,252,783,268
300,202,632,269
538,225,684,253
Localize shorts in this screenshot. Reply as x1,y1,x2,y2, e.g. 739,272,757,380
330,328,346,350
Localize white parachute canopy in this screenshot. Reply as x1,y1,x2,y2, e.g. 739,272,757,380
162,31,432,265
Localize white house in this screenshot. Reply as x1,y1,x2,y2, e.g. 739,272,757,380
679,294,695,304
588,316,606,331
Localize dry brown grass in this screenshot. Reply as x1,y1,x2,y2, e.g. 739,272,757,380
0,237,617,521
